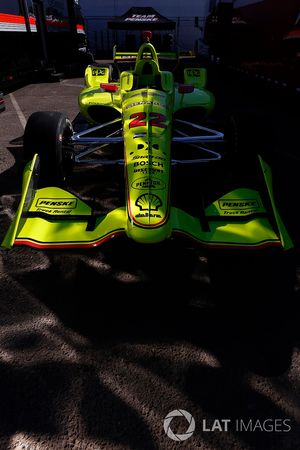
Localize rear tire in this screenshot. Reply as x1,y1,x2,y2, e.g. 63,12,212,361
223,111,268,188
23,111,74,186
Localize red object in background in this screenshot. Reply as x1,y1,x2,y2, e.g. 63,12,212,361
142,30,152,41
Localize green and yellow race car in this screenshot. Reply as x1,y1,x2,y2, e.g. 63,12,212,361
1,32,293,251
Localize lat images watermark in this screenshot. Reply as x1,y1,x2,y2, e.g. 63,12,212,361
163,409,196,441
163,411,292,441
202,418,292,433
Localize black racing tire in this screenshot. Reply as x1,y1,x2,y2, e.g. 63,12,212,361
223,111,267,161
222,111,269,189
105,63,119,82
23,111,74,186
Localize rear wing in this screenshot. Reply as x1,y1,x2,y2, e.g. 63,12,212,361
113,45,178,62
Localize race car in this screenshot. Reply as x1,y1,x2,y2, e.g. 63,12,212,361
1,32,293,251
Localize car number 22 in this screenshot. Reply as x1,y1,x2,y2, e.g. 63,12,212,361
129,112,166,129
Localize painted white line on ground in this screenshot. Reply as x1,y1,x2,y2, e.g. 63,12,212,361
9,93,26,129
60,80,84,87
63,83,85,87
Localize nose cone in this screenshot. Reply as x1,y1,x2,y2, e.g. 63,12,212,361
126,217,172,244
125,150,172,242
122,89,172,243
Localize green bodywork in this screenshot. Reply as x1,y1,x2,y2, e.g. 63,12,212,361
2,153,292,250
80,42,214,121
1,41,293,250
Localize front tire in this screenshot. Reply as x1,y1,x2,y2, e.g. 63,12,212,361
223,111,269,189
23,111,74,186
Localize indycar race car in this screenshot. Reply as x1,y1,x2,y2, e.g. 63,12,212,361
1,32,293,251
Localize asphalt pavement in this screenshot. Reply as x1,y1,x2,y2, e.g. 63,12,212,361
0,72,299,450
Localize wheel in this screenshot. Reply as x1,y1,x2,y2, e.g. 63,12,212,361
23,111,74,186
222,111,269,188
103,62,119,82
224,112,258,155
223,111,270,161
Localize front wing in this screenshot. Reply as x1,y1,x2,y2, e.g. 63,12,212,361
1,155,293,250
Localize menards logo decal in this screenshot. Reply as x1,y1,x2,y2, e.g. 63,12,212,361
219,199,259,210
36,198,77,209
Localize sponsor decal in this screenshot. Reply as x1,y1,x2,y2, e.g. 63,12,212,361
36,198,77,209
134,168,164,174
135,193,162,211
125,101,161,110
133,160,164,168
127,92,165,99
219,199,259,210
116,55,136,59
131,177,166,190
132,155,148,160
135,143,160,151
186,68,201,77
132,154,165,161
36,209,73,215
136,212,162,218
92,68,106,76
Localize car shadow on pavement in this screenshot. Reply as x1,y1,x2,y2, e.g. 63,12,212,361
0,145,23,195
0,235,298,449
7,240,297,374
